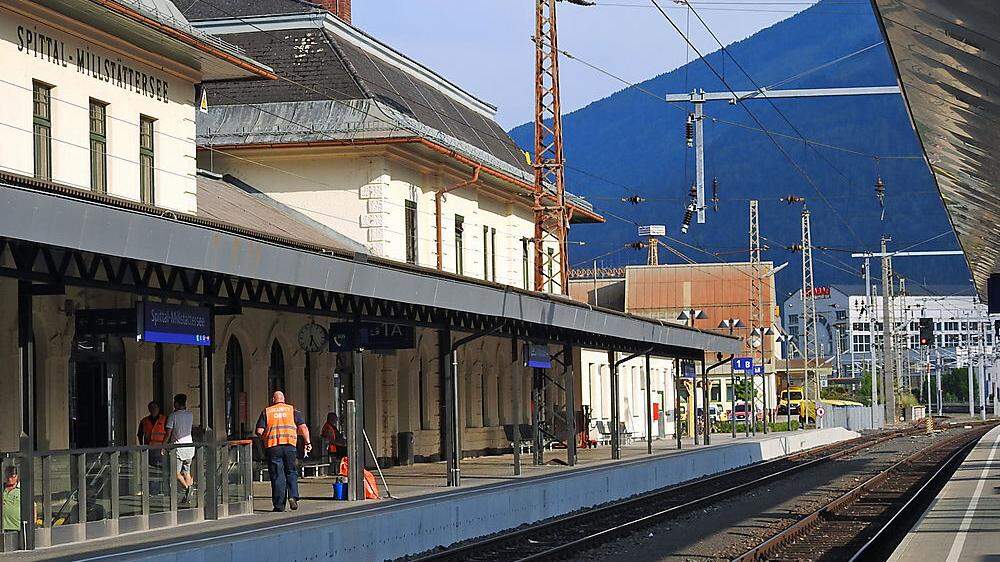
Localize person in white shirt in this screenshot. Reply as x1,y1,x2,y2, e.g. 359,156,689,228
163,393,195,504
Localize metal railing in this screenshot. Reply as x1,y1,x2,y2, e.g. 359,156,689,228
0,440,252,551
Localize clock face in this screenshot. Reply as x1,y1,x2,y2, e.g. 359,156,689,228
297,323,327,353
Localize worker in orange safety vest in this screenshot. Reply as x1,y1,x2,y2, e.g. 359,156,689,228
255,391,311,512
137,401,167,465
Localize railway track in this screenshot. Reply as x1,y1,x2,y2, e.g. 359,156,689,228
408,426,931,562
733,423,994,562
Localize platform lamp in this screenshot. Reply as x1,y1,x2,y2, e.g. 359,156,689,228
677,309,707,328
775,332,794,430
719,318,745,439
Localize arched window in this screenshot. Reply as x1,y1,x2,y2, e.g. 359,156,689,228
269,340,286,395
152,343,165,408
224,337,244,439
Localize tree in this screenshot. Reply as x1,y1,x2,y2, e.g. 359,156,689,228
733,379,756,402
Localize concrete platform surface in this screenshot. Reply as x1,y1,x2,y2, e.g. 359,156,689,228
9,427,858,561
891,425,1000,562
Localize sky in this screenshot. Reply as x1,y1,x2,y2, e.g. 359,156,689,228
353,0,822,129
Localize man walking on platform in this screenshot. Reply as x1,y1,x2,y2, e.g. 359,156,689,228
256,391,311,512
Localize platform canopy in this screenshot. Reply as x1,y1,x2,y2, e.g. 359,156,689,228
0,173,741,357
873,0,1000,300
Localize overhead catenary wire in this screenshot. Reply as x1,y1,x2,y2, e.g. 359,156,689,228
648,0,870,252
550,40,921,161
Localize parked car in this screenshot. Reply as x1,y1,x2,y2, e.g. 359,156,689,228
731,401,763,422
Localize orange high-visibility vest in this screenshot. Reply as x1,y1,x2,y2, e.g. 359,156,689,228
322,421,339,454
338,457,379,499
263,404,298,448
142,415,168,446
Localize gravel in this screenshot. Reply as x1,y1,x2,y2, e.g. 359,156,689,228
574,430,961,562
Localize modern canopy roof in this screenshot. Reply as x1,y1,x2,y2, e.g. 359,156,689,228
872,0,999,301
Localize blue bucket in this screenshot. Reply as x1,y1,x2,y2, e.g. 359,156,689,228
333,481,347,500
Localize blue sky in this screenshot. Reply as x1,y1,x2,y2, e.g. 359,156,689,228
353,1,821,128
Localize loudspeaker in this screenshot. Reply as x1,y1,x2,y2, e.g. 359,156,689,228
989,274,1000,314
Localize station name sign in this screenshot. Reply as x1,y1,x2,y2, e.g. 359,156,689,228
329,321,415,352
15,23,170,103
136,302,210,346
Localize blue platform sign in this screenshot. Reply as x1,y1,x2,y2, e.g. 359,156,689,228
329,322,415,351
732,357,754,371
753,365,764,375
682,361,696,378
524,344,552,369
136,302,210,346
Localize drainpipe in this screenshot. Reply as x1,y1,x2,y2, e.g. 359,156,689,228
436,166,482,270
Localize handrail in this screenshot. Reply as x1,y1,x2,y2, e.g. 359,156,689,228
2,440,251,457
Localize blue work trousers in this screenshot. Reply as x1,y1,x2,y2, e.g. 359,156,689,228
266,445,299,510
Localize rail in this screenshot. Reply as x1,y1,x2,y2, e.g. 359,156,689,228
732,423,995,561
411,428,923,561
0,440,253,552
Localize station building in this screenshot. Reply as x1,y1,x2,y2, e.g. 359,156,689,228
0,0,740,551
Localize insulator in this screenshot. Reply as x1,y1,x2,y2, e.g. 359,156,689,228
781,195,805,205
680,202,695,234
624,242,644,250
689,184,697,199
685,114,694,148
711,177,720,211
874,176,885,208
788,244,803,252
622,195,646,205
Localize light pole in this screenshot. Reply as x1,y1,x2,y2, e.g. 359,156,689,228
676,310,708,442
752,326,775,433
719,318,745,439
776,333,794,430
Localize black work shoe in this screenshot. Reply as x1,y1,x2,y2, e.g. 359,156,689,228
289,498,298,511
272,507,284,512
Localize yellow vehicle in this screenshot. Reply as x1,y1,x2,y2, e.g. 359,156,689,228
778,386,807,418
779,386,864,423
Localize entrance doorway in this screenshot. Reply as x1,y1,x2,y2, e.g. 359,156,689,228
69,336,126,449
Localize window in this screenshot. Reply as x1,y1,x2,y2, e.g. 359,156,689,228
935,322,942,331
482,225,489,280
852,334,871,353
836,310,848,320
404,200,417,264
139,116,155,204
852,322,868,332
547,248,555,292
945,321,959,332
945,334,959,347
268,341,285,394
874,322,884,332
961,322,969,331
32,82,52,179
89,100,107,192
454,215,464,275
909,321,919,331
490,227,497,282
788,314,799,325
522,239,530,289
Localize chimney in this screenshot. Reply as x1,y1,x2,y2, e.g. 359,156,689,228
316,0,351,24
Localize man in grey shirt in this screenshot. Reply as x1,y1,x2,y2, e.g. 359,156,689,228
164,393,195,504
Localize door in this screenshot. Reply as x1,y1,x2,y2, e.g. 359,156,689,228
69,336,125,449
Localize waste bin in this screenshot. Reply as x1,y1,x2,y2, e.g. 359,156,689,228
398,432,415,466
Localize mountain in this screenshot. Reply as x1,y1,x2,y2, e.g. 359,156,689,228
509,0,970,300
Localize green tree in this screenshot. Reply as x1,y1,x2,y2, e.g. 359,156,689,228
733,379,756,402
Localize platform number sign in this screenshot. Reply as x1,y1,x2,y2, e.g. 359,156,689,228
732,357,754,372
